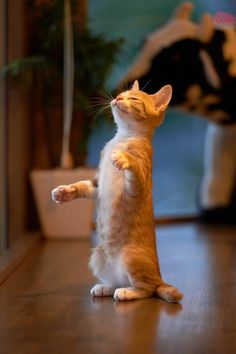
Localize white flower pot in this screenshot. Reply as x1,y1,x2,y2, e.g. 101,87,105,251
30,168,96,239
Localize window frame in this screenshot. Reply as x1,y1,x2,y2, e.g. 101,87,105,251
0,0,8,253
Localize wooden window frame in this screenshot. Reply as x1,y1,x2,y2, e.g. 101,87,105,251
0,0,40,284
0,0,8,253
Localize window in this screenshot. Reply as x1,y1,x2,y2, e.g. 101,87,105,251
0,0,8,253
0,1,30,257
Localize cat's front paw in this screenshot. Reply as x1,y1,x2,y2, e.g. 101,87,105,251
111,151,130,171
51,185,78,204
90,284,115,297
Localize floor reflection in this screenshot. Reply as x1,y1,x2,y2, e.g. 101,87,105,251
91,296,182,353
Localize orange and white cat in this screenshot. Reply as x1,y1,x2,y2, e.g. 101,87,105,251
52,81,183,302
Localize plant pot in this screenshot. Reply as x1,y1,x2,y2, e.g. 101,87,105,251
30,167,96,239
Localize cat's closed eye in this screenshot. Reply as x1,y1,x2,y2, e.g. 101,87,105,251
128,96,140,101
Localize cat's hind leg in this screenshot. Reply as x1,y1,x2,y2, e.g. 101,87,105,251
112,249,157,301
89,246,116,297
113,284,183,302
119,247,182,302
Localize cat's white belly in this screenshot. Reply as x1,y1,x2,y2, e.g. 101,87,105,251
98,142,125,208
98,255,130,288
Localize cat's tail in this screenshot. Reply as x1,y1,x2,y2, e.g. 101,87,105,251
156,283,183,303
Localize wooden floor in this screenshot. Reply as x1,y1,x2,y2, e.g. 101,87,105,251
0,223,236,354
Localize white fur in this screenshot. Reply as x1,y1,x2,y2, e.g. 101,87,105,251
92,254,130,288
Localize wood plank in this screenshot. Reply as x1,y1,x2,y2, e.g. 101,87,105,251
0,223,236,354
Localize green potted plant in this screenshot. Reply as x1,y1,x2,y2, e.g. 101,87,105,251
3,0,123,238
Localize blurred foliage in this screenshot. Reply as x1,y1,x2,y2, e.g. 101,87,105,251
2,0,123,166
4,0,123,107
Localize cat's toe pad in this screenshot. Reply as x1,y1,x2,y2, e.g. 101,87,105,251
90,284,114,297
111,151,130,171
51,185,77,204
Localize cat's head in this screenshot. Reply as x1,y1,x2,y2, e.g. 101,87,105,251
111,81,172,131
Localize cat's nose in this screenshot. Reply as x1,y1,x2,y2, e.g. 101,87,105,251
116,95,123,101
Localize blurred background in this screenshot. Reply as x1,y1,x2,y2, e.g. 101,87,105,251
0,0,235,257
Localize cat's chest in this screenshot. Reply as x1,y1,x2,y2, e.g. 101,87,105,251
98,139,126,195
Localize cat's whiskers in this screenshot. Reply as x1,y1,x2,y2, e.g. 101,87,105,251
88,88,115,119
89,99,110,107
103,87,114,101
87,98,111,119
95,88,114,101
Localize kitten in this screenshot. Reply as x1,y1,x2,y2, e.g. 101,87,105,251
51,81,183,302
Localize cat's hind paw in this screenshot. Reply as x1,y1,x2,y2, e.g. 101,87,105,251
51,185,78,204
90,284,115,297
114,287,152,301
111,151,130,171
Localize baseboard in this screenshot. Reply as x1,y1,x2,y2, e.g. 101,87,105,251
155,214,198,225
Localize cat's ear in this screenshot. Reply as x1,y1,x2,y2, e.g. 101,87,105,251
132,80,139,91
152,85,172,112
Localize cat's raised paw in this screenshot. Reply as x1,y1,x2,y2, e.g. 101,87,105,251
51,185,78,204
111,151,130,171
90,284,115,297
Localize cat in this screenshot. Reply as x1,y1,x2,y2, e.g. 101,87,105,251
51,80,183,302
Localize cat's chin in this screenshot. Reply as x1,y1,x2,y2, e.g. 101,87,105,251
111,106,127,117
115,103,128,114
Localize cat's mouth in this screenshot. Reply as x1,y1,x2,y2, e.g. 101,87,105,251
111,100,128,113
117,104,128,113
